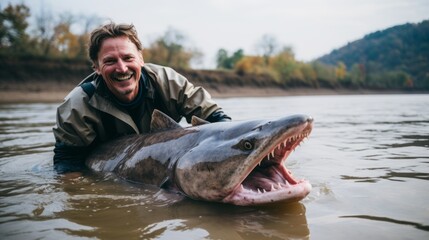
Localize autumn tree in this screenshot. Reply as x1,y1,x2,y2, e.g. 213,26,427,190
0,3,30,55
335,61,347,80
144,27,202,69
51,13,79,57
32,6,101,59
269,47,297,83
255,34,280,65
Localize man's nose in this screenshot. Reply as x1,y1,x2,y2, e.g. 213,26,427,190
116,59,128,72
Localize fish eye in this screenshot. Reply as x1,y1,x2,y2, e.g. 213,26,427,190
243,140,253,150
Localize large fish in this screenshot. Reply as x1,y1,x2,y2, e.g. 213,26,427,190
86,110,313,206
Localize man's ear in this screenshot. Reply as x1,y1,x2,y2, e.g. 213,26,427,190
139,52,145,66
93,62,101,74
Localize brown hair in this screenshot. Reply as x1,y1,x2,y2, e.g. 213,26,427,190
88,22,143,66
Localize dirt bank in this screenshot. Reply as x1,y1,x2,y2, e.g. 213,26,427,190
1,58,425,104
0,84,418,104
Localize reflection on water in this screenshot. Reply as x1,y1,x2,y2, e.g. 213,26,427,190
1,94,429,239
341,170,429,183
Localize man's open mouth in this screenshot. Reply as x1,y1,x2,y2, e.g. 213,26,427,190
113,72,134,82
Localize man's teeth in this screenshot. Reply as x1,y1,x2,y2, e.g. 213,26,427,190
114,74,133,81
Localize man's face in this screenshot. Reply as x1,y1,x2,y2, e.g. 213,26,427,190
95,36,144,103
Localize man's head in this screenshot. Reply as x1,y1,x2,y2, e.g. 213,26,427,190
89,23,144,103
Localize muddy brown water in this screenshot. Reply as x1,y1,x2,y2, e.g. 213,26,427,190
1,94,428,239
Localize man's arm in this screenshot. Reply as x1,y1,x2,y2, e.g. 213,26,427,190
53,142,93,173
52,87,98,173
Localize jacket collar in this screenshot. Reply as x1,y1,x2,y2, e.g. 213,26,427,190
82,65,158,134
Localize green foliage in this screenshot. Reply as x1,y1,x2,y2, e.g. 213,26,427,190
366,70,412,89
0,3,200,69
310,61,337,88
0,3,30,54
216,48,244,69
0,3,98,60
318,20,429,90
1,3,427,90
233,49,337,88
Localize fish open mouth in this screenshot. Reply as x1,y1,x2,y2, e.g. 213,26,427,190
223,120,313,206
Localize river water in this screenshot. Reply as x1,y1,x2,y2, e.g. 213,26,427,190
0,94,428,239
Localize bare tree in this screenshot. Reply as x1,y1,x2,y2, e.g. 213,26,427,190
255,34,280,65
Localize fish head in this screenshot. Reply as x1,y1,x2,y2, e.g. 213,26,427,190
175,114,313,206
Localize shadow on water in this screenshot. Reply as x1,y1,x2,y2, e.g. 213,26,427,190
340,215,429,232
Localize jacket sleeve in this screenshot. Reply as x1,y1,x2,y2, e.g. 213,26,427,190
52,87,99,170
53,87,99,146
53,142,92,173
147,64,231,123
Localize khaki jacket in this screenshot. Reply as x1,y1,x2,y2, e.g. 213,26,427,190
53,63,221,147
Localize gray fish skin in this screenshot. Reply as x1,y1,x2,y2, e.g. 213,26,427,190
86,110,313,206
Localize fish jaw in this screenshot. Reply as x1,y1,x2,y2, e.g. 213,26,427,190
222,116,313,206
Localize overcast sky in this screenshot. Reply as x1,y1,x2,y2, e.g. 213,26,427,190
3,0,429,68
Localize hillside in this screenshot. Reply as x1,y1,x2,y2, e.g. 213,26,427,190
317,20,429,89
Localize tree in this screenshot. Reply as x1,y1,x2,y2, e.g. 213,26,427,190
269,47,298,84
144,27,201,69
0,3,30,54
255,34,280,65
53,21,79,57
216,48,229,69
234,55,266,75
312,61,337,87
32,4,55,55
75,15,103,59
335,61,347,80
216,48,244,69
349,63,366,87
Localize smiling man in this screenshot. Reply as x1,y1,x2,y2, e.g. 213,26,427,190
53,23,231,172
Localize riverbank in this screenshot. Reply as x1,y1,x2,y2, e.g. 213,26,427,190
0,85,423,104
1,58,426,103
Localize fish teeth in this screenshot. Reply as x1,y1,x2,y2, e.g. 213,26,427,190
267,151,274,160
270,184,276,191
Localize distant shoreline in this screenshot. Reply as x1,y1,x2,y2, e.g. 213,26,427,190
1,58,427,104
0,85,426,104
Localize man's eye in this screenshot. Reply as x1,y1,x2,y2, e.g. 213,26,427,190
104,60,115,65
124,56,134,61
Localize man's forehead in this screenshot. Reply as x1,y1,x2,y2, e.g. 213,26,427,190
98,37,140,56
